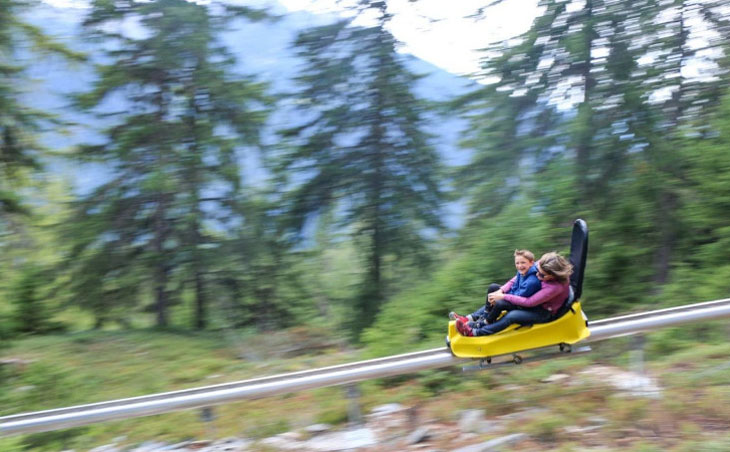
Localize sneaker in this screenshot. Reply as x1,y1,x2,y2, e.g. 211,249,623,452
449,311,469,323
456,319,474,337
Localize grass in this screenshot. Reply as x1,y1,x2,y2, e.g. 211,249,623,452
0,327,357,451
0,326,729,451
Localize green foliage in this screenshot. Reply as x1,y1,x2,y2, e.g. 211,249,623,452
315,403,349,426
0,178,76,336
10,265,55,334
647,323,728,360
606,397,649,429
628,443,663,452
0,2,82,337
245,419,292,440
672,438,730,452
522,414,567,443
415,369,464,396
670,90,730,285
1,360,88,419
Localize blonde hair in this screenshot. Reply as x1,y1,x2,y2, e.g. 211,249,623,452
538,252,573,284
514,249,535,262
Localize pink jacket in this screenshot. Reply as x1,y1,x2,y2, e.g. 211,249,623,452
503,280,570,313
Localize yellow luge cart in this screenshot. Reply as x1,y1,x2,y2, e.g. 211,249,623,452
447,219,591,359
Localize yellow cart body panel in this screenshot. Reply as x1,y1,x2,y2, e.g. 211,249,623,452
447,301,590,358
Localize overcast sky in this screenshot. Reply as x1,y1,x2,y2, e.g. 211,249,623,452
42,0,540,77
276,0,541,76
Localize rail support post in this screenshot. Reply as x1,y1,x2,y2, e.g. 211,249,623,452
200,406,217,438
630,334,646,377
345,383,362,426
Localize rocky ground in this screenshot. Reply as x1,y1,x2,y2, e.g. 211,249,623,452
85,404,555,452
81,365,665,452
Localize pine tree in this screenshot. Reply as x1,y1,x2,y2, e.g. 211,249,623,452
277,2,446,336
614,0,730,288
675,90,730,298
0,1,83,342
0,0,82,219
454,9,563,223
11,265,52,334
67,0,273,328
456,0,730,311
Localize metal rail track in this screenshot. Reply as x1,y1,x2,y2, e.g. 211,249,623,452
2,298,730,436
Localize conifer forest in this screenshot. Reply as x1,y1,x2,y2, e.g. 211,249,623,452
2,0,730,448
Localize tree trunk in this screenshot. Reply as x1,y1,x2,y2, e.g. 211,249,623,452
154,197,170,328
575,0,595,205
193,224,206,330
652,4,688,287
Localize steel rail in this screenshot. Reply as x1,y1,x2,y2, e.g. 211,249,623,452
588,298,730,327
2,298,730,436
0,348,444,423
586,298,730,340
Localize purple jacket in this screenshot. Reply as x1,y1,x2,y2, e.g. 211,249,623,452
503,280,570,313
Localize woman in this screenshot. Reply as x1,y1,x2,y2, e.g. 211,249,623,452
456,252,573,337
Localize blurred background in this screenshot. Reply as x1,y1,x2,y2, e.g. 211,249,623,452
1,0,729,450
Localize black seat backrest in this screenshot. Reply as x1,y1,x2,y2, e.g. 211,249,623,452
569,219,589,301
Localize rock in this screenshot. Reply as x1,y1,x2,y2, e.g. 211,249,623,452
456,409,503,435
368,403,409,438
0,358,33,370
406,426,431,444
88,445,120,452
586,416,608,426
14,385,36,392
579,365,662,398
280,431,303,441
304,427,377,451
563,425,603,434
130,442,172,452
259,435,300,451
369,403,405,417
541,373,570,383
457,409,485,433
304,423,333,435
496,408,548,421
166,441,193,450
450,433,528,452
209,437,252,451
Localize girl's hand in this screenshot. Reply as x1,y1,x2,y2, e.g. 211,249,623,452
490,291,505,302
